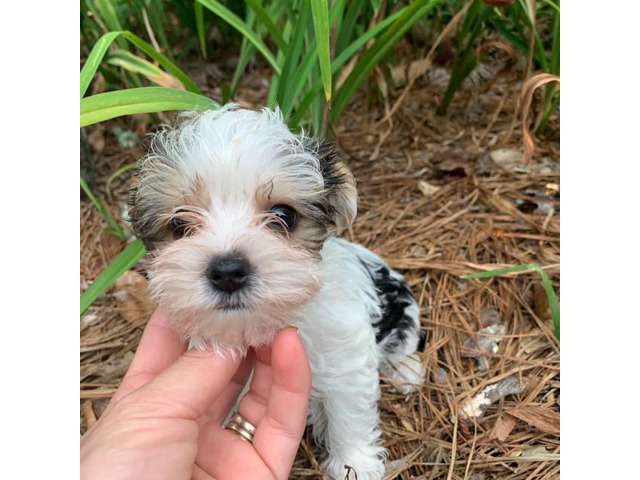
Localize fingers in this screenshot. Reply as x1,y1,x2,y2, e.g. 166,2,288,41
236,343,274,426
202,350,254,424
137,347,244,419
110,308,187,404
253,328,311,480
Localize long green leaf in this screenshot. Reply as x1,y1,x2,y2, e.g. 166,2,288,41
107,50,171,85
331,0,440,121
106,161,140,193
277,4,311,107
80,31,122,98
80,87,219,127
280,0,345,118
540,0,560,13
196,0,281,75
80,239,146,315
94,0,123,31
246,0,287,50
463,264,560,340
230,7,257,96
80,31,202,98
335,0,365,57
310,0,332,103
194,1,208,59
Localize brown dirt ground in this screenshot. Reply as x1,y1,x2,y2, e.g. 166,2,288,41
81,61,560,479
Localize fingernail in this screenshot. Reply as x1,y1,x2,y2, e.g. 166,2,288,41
285,324,300,336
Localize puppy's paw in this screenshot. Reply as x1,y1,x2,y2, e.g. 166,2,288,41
381,353,426,394
322,451,385,480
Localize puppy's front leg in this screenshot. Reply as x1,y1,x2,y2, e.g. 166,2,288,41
318,365,386,480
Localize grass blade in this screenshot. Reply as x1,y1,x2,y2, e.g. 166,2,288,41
80,87,219,127
94,0,123,31
107,50,185,89
463,264,559,340
310,0,332,103
246,0,287,50
196,0,281,75
335,0,365,57
80,239,146,315
80,177,126,240
280,0,345,119
194,1,208,59
276,4,310,109
106,161,140,193
80,31,122,98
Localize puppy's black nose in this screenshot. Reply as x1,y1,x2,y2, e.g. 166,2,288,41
206,253,251,293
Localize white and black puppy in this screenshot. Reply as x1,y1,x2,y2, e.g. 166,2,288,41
128,104,425,480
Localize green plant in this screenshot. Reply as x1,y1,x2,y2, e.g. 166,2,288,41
196,0,442,132
463,263,560,340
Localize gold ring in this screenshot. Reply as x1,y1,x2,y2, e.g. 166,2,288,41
225,412,256,443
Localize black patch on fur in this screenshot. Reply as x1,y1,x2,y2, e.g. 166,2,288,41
417,330,427,351
363,262,418,350
302,138,351,226
315,140,348,190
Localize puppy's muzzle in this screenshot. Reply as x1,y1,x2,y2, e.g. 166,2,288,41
206,253,252,294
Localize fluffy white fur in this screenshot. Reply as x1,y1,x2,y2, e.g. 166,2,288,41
130,105,425,479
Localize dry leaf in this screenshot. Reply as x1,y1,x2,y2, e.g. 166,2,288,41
507,406,560,435
545,183,560,195
418,180,441,197
518,73,560,164
490,415,517,441
459,376,525,419
434,147,477,177
489,148,524,172
532,282,550,320
114,271,156,324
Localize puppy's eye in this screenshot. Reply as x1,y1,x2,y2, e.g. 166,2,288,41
269,204,298,232
169,217,192,239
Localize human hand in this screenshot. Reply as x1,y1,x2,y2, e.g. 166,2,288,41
80,308,311,480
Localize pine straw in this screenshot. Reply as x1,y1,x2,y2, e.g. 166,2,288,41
80,69,559,479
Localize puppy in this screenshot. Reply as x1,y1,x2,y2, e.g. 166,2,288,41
128,105,425,480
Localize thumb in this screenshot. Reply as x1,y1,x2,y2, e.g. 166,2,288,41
135,348,244,419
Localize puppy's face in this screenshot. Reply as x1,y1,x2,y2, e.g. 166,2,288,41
128,105,357,354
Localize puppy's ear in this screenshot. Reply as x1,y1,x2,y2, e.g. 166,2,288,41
127,169,153,248
314,140,358,230
127,166,167,250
